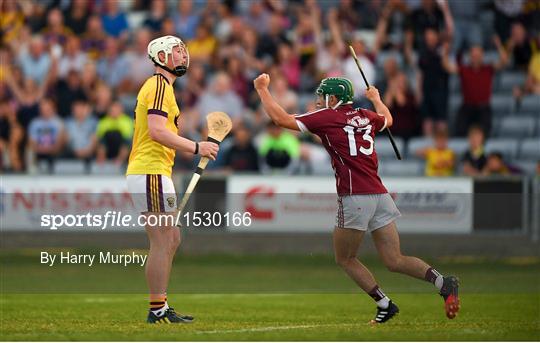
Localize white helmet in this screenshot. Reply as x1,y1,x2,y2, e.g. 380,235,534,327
147,35,189,77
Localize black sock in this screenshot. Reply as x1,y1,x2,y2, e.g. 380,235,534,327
368,285,390,308
368,285,386,301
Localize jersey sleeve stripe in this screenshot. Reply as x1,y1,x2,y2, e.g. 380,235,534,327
157,76,166,111
152,76,160,109
379,116,387,132
148,109,168,117
296,120,309,133
295,108,326,118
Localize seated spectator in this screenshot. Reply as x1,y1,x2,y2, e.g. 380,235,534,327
259,122,300,174
28,98,65,173
172,0,200,41
93,83,114,119
225,58,249,105
277,42,301,90
81,15,107,60
96,37,128,88
0,101,24,172
196,72,244,124
142,0,168,33
256,13,288,62
57,36,88,78
444,36,509,136
96,101,132,165
416,127,455,176
63,99,97,166
0,0,25,47
179,62,207,108
224,124,259,172
269,74,298,113
101,0,129,40
461,125,487,176
4,66,45,129
187,24,217,65
64,0,90,35
17,35,51,85
41,8,73,48
383,72,420,139
54,69,86,118
121,29,154,93
482,151,522,176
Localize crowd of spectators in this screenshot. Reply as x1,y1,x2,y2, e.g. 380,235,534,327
0,0,538,176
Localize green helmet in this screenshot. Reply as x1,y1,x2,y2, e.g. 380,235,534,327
315,77,354,108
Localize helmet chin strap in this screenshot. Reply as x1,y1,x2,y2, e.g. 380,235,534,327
325,94,343,109
162,64,187,77
332,100,343,110
153,47,188,78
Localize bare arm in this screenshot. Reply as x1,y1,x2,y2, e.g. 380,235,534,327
365,86,393,128
147,115,218,159
254,74,300,131
441,42,458,74
439,0,454,40
327,8,345,55
492,35,509,71
374,3,393,56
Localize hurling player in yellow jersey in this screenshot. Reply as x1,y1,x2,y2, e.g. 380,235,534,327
126,35,218,324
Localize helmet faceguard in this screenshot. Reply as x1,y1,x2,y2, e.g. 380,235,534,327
147,35,190,77
316,77,354,109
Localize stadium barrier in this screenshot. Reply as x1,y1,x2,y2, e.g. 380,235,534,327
1,174,537,236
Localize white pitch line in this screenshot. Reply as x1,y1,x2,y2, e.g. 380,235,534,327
194,323,355,335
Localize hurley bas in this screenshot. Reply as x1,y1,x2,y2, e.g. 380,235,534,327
41,251,147,267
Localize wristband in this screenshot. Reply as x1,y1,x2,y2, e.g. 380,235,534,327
194,141,199,155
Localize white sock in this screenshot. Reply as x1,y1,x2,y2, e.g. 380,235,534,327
435,275,444,290
151,301,169,317
376,296,390,309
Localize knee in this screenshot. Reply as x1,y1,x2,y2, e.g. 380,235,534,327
384,255,403,273
169,232,181,254
335,254,355,268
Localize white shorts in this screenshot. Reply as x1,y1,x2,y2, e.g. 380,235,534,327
126,174,177,213
336,193,401,232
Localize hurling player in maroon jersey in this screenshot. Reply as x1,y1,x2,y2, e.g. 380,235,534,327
254,74,460,323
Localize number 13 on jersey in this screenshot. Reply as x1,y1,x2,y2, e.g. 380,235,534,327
343,124,374,156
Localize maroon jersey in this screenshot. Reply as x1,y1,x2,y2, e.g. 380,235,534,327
295,104,388,196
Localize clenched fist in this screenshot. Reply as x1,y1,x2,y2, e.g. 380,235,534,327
254,73,270,90
198,141,219,160
365,86,381,103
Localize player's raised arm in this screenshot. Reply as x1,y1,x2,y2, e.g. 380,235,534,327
365,86,393,129
254,73,300,131
147,114,218,160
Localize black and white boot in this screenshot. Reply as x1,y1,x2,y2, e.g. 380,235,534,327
370,301,399,324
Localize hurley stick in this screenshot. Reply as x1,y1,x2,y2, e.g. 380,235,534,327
176,111,232,226
349,45,402,160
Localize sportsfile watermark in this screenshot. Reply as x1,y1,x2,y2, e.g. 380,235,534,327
40,211,252,230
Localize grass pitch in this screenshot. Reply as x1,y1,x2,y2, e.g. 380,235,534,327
1,251,539,341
